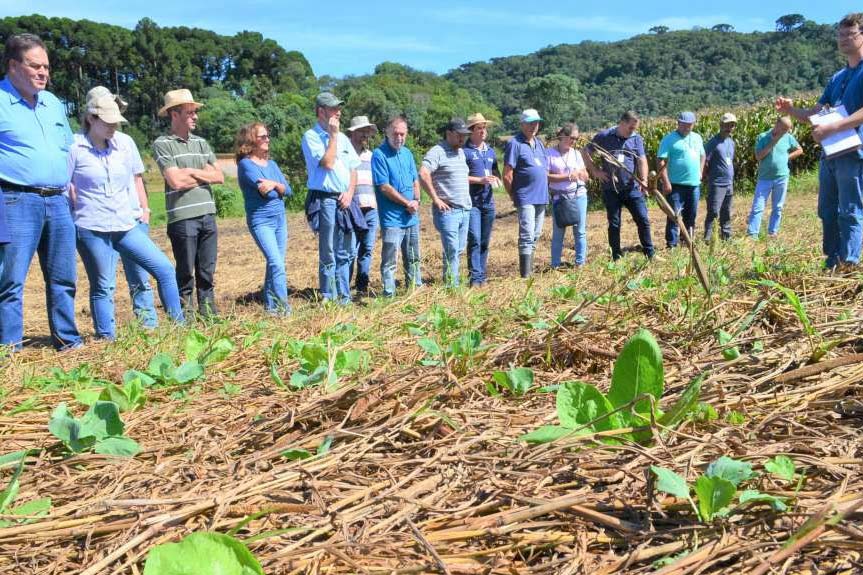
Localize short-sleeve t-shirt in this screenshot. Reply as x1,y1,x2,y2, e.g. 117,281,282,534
755,130,800,180
504,133,548,206
152,133,218,224
422,141,471,209
819,62,863,160
237,158,291,218
657,130,705,186
372,140,419,229
589,126,646,192
354,149,377,209
464,140,497,208
547,147,587,197
704,134,735,186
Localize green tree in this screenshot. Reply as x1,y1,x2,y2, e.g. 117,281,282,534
776,14,805,32
524,74,586,130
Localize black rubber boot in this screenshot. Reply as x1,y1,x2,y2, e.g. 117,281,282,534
519,253,532,278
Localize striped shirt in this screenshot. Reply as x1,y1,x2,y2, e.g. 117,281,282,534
152,133,217,224
355,149,376,209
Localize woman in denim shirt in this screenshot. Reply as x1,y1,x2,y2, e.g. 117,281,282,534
234,123,292,315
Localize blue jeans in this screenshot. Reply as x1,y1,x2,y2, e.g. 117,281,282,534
432,206,470,287
704,183,733,241
380,224,422,297
317,194,354,304
77,226,184,340
602,187,654,259
121,221,158,328
551,194,588,267
351,208,379,292
665,184,700,248
467,203,495,285
0,192,81,350
819,154,863,267
517,204,546,255
247,208,289,313
747,177,789,237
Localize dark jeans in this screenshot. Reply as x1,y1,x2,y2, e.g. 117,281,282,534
467,203,495,285
167,213,218,316
665,184,700,248
602,188,654,260
704,183,733,240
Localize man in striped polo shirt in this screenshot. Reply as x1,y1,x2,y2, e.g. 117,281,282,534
153,89,224,317
347,115,379,294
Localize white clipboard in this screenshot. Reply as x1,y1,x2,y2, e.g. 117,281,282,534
810,105,862,158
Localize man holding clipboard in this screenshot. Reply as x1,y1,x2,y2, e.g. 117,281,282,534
776,13,863,270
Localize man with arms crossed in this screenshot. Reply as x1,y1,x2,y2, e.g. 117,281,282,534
153,89,224,317
776,12,863,269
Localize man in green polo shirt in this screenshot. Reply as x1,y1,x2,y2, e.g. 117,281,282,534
153,89,224,317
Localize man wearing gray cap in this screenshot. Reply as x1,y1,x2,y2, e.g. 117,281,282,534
419,118,472,287
347,115,379,294
657,111,706,248
301,92,360,304
702,112,737,241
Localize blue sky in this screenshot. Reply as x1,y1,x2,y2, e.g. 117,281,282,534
3,1,858,77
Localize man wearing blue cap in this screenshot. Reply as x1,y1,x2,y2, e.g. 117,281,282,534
657,112,706,248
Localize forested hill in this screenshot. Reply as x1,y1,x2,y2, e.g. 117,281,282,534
446,22,843,130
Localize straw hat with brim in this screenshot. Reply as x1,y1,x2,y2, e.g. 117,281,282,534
87,95,127,124
158,89,203,117
86,86,128,113
347,116,378,133
466,113,493,129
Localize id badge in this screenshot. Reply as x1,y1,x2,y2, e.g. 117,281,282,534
484,168,490,176
616,153,626,164
534,158,542,166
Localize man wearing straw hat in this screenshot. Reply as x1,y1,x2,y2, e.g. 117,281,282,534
153,88,224,317
86,86,159,328
347,115,380,295
0,33,82,350
464,112,500,287
419,118,472,287
301,92,361,305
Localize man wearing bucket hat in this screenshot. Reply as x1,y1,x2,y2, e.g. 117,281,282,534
301,92,361,304
153,88,224,317
419,118,472,287
702,112,738,241
85,86,159,328
657,111,706,248
347,115,379,294
464,112,500,286
69,94,184,339
504,108,549,278
0,33,82,350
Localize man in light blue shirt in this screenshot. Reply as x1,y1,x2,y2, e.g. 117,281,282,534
746,117,803,237
301,92,360,304
657,111,706,248
0,34,81,351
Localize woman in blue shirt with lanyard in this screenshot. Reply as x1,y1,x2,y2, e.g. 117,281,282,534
68,95,184,340
464,113,500,287
234,122,292,315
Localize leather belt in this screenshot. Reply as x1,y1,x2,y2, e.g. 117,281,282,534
0,179,65,197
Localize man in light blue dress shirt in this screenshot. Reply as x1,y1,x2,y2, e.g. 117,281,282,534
301,92,360,304
0,34,81,351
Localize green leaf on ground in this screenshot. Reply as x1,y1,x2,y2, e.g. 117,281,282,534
650,466,689,499
608,329,664,415
764,455,796,482
738,489,788,511
659,373,704,428
557,381,622,432
143,531,264,575
694,475,736,521
705,456,757,487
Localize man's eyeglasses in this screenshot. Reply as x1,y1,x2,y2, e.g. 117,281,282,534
838,29,862,40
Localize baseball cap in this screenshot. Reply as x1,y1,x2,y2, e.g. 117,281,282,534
520,109,542,123
678,111,696,124
720,112,737,124
445,118,471,135
315,92,344,108
87,94,127,124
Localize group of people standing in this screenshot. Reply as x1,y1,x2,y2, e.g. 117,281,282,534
1,12,862,351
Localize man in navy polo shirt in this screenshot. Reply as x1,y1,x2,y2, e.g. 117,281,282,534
504,109,548,278
585,111,655,260
0,33,81,351
703,113,737,241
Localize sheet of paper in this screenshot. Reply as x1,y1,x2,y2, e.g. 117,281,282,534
810,105,862,158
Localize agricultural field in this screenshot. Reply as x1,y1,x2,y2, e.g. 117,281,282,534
1,177,861,574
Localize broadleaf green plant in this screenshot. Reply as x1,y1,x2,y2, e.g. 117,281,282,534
143,532,263,575
488,366,534,396
521,329,701,444
48,401,140,457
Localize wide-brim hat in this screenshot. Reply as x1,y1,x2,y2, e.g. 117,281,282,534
678,111,696,124
87,94,127,124
466,112,494,128
347,115,378,133
158,89,203,117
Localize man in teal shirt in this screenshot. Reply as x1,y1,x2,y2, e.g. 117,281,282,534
657,111,705,248
746,117,803,237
